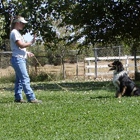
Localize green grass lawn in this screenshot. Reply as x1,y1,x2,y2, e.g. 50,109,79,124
0,81,140,140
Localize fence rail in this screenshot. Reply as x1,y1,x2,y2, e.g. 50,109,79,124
84,55,140,79
1,51,140,80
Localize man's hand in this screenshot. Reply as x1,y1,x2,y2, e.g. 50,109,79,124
27,52,34,57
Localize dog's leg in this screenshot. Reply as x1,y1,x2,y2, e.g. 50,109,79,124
134,88,140,96
116,86,127,98
130,87,137,96
121,86,127,96
115,90,122,98
115,81,121,98
116,92,122,98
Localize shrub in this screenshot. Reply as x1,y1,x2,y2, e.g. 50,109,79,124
0,74,15,83
29,71,63,82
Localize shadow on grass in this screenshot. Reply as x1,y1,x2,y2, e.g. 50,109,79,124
0,81,114,92
90,95,112,99
32,81,114,91
89,95,114,100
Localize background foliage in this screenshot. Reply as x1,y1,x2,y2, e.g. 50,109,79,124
0,0,140,51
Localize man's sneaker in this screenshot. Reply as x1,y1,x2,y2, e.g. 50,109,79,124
14,99,27,103
29,99,42,103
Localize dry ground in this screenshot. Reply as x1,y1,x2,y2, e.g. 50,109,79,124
29,60,136,80
0,60,137,81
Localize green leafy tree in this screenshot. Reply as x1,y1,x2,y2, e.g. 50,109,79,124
47,0,140,48
0,15,6,44
0,0,57,44
1,0,140,50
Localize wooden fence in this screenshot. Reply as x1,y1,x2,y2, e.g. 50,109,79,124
1,51,140,80
84,55,140,79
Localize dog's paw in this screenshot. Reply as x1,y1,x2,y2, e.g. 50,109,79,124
115,93,122,98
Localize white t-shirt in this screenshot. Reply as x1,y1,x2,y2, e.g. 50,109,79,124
10,29,27,58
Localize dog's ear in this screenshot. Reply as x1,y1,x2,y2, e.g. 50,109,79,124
112,60,119,65
118,62,124,71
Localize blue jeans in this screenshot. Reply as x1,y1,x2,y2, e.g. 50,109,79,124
10,56,36,101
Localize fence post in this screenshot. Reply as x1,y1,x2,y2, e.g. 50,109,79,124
119,46,121,57
84,58,85,80
125,55,129,75
87,59,91,79
134,49,137,73
62,56,66,79
94,48,98,79
76,54,78,78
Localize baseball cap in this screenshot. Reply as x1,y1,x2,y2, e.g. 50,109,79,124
14,17,28,23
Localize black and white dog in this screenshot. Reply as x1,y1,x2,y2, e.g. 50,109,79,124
108,60,140,98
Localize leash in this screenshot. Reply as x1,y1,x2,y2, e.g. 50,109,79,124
33,56,113,93
97,80,112,95
33,56,69,92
